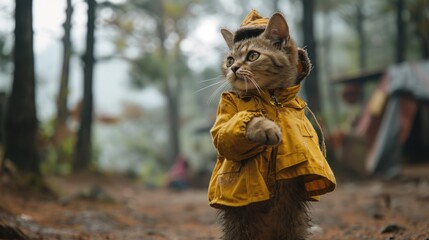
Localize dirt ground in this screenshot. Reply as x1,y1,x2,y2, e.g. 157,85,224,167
1,164,429,240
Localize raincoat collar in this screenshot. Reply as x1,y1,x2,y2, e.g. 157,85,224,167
237,84,305,109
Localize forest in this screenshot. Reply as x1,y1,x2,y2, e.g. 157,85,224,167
0,0,429,239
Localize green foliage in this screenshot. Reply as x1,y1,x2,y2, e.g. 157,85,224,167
138,156,167,188
39,120,74,176
103,0,205,88
408,0,429,58
129,53,168,88
92,109,169,186
41,139,73,176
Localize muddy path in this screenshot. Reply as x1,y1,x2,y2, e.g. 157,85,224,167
1,166,429,240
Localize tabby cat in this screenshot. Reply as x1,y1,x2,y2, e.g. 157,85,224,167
208,10,336,240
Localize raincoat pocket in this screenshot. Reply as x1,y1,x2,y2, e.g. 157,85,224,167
215,160,247,205
216,160,242,192
300,122,314,137
218,158,242,173
276,152,307,175
213,157,271,207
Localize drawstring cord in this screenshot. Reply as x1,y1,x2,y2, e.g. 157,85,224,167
269,95,327,158
305,106,327,158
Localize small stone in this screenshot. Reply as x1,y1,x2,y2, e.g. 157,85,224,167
372,212,384,219
367,206,384,220
380,224,404,234
308,224,323,234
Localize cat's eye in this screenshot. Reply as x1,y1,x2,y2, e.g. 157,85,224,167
247,51,260,62
226,57,235,67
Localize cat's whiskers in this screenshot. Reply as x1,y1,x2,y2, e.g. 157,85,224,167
208,80,231,104
196,75,226,103
199,75,223,83
249,78,263,97
221,80,232,92
244,77,248,94
194,80,224,94
239,70,263,97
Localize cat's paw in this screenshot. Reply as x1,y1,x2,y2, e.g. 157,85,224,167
246,117,282,146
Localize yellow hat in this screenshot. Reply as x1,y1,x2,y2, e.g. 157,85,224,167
240,9,269,28
234,9,268,43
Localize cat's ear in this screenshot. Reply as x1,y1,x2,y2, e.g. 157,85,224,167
221,28,234,50
263,13,290,48
296,48,312,84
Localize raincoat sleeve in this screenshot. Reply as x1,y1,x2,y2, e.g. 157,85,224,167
210,93,265,161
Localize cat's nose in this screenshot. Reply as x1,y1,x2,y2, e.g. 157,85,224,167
231,65,240,73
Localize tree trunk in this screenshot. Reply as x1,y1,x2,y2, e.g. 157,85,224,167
302,0,321,113
356,0,367,70
415,0,429,59
54,0,73,146
421,36,429,59
322,11,340,123
156,0,181,164
409,0,429,59
4,0,41,177
395,0,406,63
73,0,96,171
165,78,180,163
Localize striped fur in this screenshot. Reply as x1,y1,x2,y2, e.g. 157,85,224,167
219,179,310,240
221,14,299,92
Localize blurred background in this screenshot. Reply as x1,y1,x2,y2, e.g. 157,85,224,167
1,1,429,239
0,0,429,187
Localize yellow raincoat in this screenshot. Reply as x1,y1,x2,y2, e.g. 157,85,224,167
208,85,336,208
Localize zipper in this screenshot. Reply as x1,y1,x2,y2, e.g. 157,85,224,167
270,94,283,118
267,146,278,198
269,95,283,108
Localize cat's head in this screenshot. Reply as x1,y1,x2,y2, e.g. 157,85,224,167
221,11,310,92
